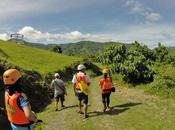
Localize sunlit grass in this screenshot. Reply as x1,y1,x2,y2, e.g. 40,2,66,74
0,41,82,74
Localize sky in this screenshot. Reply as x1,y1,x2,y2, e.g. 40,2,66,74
0,0,175,48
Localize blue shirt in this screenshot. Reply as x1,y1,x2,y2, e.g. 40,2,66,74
10,123,34,130
18,95,29,108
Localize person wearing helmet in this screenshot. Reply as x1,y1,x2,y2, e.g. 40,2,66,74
72,64,90,118
3,69,38,130
51,73,67,111
99,69,113,112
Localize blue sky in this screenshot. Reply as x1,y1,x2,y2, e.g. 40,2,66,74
0,0,175,48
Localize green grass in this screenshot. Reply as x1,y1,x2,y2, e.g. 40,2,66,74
35,77,175,130
0,41,82,74
112,71,175,99
168,48,175,57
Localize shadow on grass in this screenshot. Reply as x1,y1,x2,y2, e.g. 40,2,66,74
61,104,91,110
89,102,142,118
89,108,130,117
62,105,78,110
112,102,142,109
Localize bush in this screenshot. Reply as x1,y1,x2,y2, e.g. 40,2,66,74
151,64,175,89
122,42,154,83
96,42,155,83
96,44,126,70
154,43,174,64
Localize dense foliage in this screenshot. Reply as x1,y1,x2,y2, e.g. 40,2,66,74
96,41,174,83
97,44,126,72
51,45,62,53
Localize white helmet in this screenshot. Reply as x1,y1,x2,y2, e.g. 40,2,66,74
54,73,60,78
77,64,86,71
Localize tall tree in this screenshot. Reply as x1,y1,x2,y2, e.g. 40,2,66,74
52,45,62,53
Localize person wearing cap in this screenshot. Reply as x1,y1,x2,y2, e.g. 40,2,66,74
99,69,113,112
51,73,67,111
3,69,38,130
72,64,90,118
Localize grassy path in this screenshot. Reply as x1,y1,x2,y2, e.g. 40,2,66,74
36,77,175,130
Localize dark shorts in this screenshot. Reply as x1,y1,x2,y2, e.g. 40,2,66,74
102,93,111,104
77,92,88,104
55,94,65,102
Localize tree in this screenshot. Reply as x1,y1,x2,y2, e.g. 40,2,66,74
96,42,155,83
96,44,126,72
122,43,154,83
52,45,62,53
154,43,169,63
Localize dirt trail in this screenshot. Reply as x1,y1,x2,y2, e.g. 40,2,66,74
37,77,175,130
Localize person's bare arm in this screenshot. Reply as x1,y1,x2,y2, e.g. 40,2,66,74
23,105,38,123
64,86,67,95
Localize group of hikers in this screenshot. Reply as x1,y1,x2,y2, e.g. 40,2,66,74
2,64,115,130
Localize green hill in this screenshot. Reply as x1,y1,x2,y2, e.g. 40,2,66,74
23,41,130,56
59,41,122,56
168,47,175,57
0,40,82,74
23,41,175,57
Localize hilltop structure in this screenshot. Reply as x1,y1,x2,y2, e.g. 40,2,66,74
10,33,24,44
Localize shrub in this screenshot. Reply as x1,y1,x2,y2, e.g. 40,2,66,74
96,42,155,83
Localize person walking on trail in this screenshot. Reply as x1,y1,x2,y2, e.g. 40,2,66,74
3,69,38,130
51,73,67,111
72,64,90,118
99,69,114,112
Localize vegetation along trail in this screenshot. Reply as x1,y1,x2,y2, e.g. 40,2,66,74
36,77,175,130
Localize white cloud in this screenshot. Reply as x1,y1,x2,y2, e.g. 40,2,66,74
17,26,110,43
146,13,161,22
125,0,161,23
58,31,90,41
0,33,9,41
125,0,144,13
18,26,44,40
105,24,175,48
0,25,175,48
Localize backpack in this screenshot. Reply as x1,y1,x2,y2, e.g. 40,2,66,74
76,73,89,95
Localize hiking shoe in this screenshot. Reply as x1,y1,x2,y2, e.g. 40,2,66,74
55,108,58,111
77,110,84,114
103,107,107,112
61,105,65,108
106,107,112,111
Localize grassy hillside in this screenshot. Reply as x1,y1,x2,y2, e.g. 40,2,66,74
168,47,175,57
23,40,131,56
59,41,120,56
0,40,83,130
0,40,82,74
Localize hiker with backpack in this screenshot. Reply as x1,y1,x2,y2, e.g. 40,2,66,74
51,73,67,111
72,64,90,118
99,69,115,112
3,69,38,130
